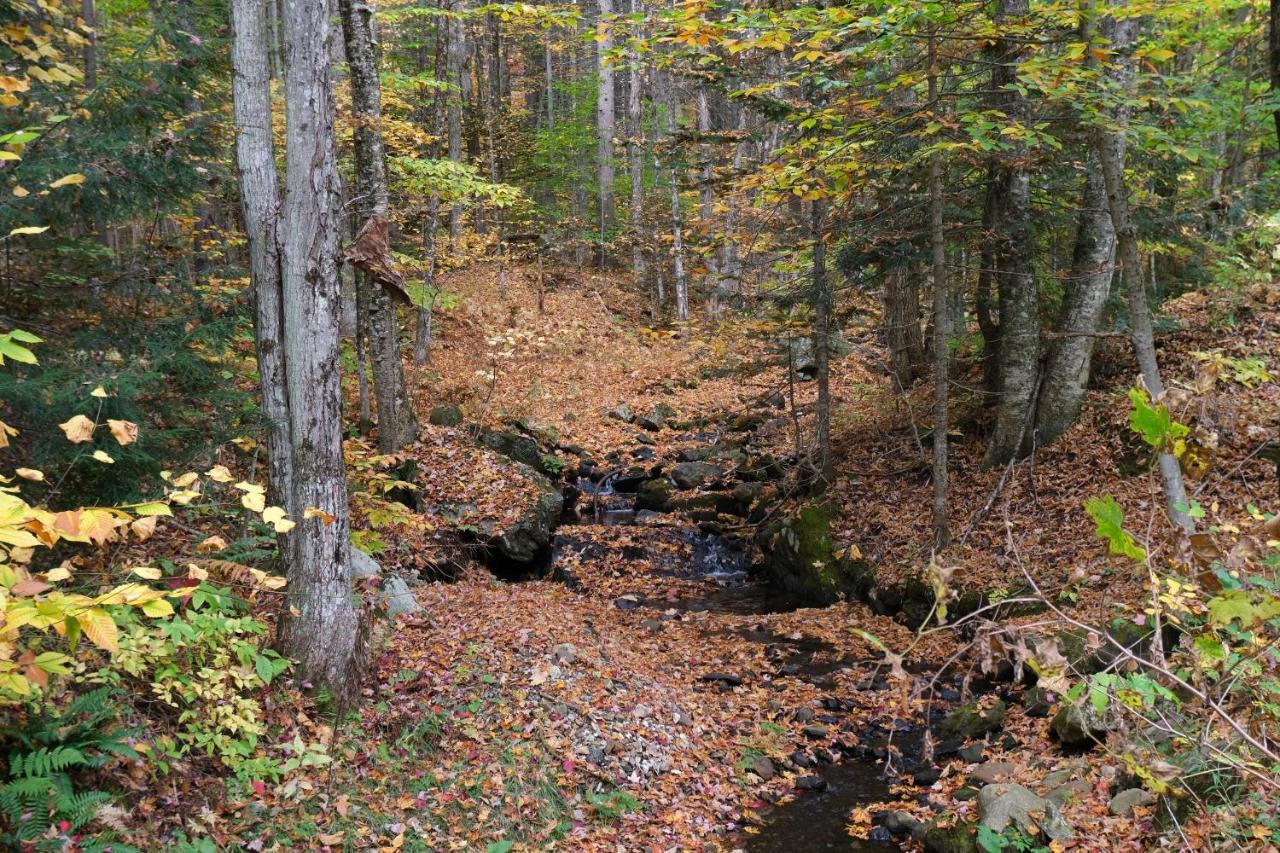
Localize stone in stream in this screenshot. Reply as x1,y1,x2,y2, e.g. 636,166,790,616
670,460,725,490
795,775,827,792
957,743,986,763
635,402,676,431
912,766,942,786
635,478,673,512
978,783,1073,843
428,402,463,426
756,501,876,605
942,699,1007,739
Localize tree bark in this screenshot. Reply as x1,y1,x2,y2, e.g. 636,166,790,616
1272,0,1280,150
984,0,1039,467
627,1,646,293
230,0,292,512
1090,2,1192,533
811,198,832,485
339,0,419,452
883,263,925,390
928,35,950,551
81,0,98,89
596,0,617,246
278,0,359,703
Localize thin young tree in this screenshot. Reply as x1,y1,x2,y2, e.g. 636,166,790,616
596,0,617,246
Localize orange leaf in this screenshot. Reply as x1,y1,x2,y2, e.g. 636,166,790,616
107,418,138,446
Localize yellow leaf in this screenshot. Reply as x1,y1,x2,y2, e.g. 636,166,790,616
92,450,114,464
231,436,257,451
130,566,161,580
58,414,95,443
8,225,48,236
170,471,199,488
130,501,171,517
206,464,234,483
186,564,208,580
44,566,71,581
234,480,265,493
169,489,200,505
130,515,157,541
11,186,27,197
90,385,108,398
0,150,20,160
0,75,30,94
79,607,117,651
195,534,227,553
49,172,85,188
262,505,294,533
107,418,138,446
139,598,173,617
241,491,266,513
14,467,43,481
304,507,336,524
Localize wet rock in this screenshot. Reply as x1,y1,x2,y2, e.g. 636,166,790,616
791,750,814,768
802,723,829,739
1051,702,1109,748
868,826,893,844
698,672,743,686
957,743,985,763
943,699,1007,740
913,766,942,786
612,467,649,492
751,756,776,781
1022,685,1057,718
631,447,655,461
969,762,1016,785
429,402,463,426
635,478,673,512
978,783,1072,843
910,821,978,853
606,404,634,423
1109,788,1155,815
796,775,828,792
493,473,564,563
671,461,725,489
881,811,921,836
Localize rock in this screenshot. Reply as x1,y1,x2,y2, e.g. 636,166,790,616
1109,788,1155,816
635,510,662,523
969,762,1016,785
640,619,663,633
606,404,634,423
1041,768,1075,788
1022,686,1057,718
796,775,827,792
670,461,725,490
493,472,564,564
791,750,814,768
957,743,986,763
632,703,651,719
868,826,893,844
794,707,816,723
788,332,851,380
615,594,642,611
978,783,1072,843
611,466,650,492
552,643,577,664
953,786,979,802
913,766,942,786
802,723,829,740
381,575,420,616
1046,780,1091,806
350,548,382,579
1050,702,1109,748
881,811,921,836
943,699,1007,740
751,756,776,781
911,821,978,853
636,403,676,432
698,672,742,686
635,478,674,512
429,402,463,426
756,502,876,605
479,427,545,471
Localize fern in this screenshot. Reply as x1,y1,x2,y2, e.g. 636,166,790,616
11,746,89,778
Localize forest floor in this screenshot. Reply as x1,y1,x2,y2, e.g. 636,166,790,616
174,263,1278,852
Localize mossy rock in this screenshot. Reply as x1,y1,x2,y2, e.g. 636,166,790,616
757,502,875,604
943,699,1008,739
635,478,673,512
910,820,978,853
429,403,464,427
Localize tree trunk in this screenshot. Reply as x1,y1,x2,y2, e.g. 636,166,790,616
1272,0,1279,149
627,3,646,292
671,170,688,321
230,0,292,511
447,0,465,240
883,263,924,390
81,0,98,89
339,0,419,452
810,199,832,485
277,0,359,703
984,0,1038,467
1091,2,1192,533
596,0,617,247
928,35,950,551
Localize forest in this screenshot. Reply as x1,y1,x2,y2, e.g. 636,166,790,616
1,0,1279,849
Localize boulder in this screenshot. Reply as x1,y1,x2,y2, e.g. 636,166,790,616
978,783,1072,843
1109,788,1155,816
429,403,463,427
756,502,875,605
635,403,676,432
479,427,545,471
349,550,420,616
910,821,978,853
493,471,565,564
635,478,674,512
943,699,1007,740
1051,702,1109,748
969,762,1017,785
671,461,725,490
606,404,634,423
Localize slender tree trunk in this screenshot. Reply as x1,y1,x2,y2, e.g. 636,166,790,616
415,9,445,364
1090,2,1192,533
81,0,98,89
277,0,359,702
627,2,646,291
447,0,465,240
883,263,925,390
811,199,832,484
928,35,949,551
230,0,292,511
596,0,617,249
984,0,1039,467
1271,0,1279,149
975,169,1000,392
339,0,419,452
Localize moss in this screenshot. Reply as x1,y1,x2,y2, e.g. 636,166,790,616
759,502,876,604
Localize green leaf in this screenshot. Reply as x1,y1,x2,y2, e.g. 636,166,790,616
254,654,275,684
1206,590,1280,629
486,843,515,853
1128,388,1188,451
1085,494,1146,561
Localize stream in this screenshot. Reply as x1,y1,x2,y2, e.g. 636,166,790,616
547,473,924,852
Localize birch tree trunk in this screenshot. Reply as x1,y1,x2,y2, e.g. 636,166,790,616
277,0,359,702
984,0,1039,467
627,1,646,291
596,0,617,246
339,0,419,452
230,0,292,511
